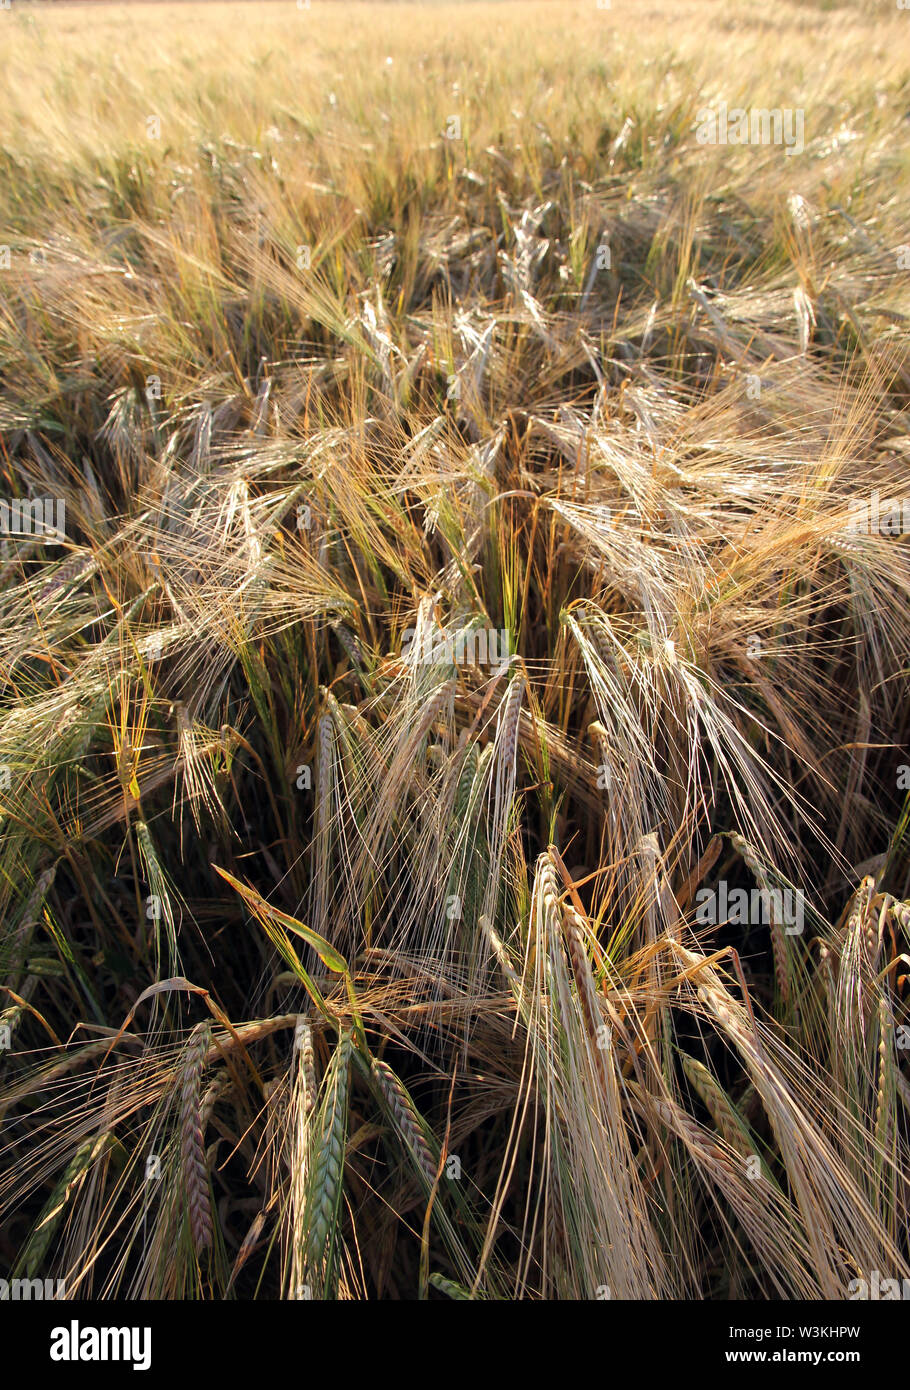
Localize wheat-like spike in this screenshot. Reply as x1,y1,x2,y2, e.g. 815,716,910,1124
317,713,335,808
532,851,563,997
874,995,895,1159
863,891,885,968
19,1132,112,1277
199,1073,228,1128
728,831,763,879
537,850,617,1103
845,875,875,940
643,1085,730,1162
39,550,99,600
769,910,790,1007
588,719,622,847
370,1055,437,1188
474,674,525,933
174,702,219,832
499,674,525,771
135,815,180,968
429,1271,475,1299
562,904,605,1050
15,863,58,944
681,1054,754,1161
306,1031,351,1286
562,901,616,1100
8,863,58,985
888,898,910,934
0,1000,24,1051
180,1021,213,1255
296,1017,317,1114
454,743,479,820
839,876,876,1045
330,620,366,670
420,677,457,741
482,916,522,989
289,1022,316,1299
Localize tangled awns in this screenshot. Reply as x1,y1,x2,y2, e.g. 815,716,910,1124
1,0,909,1300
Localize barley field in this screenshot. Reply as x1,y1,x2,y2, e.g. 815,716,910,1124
1,0,909,1305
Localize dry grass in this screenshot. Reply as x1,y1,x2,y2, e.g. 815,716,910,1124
0,0,909,1300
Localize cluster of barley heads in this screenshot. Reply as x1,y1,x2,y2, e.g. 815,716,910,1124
1,0,909,1299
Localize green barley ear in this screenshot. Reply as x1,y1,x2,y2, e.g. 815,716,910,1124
454,742,479,820
304,1030,351,1298
429,1271,476,1300
135,816,183,973
4,863,57,988
17,1133,115,1279
680,1053,757,1164
369,1054,437,1190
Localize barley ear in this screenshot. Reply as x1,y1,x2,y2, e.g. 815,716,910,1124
180,1021,213,1256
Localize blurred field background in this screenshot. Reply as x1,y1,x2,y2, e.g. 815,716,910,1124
1,0,910,1300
